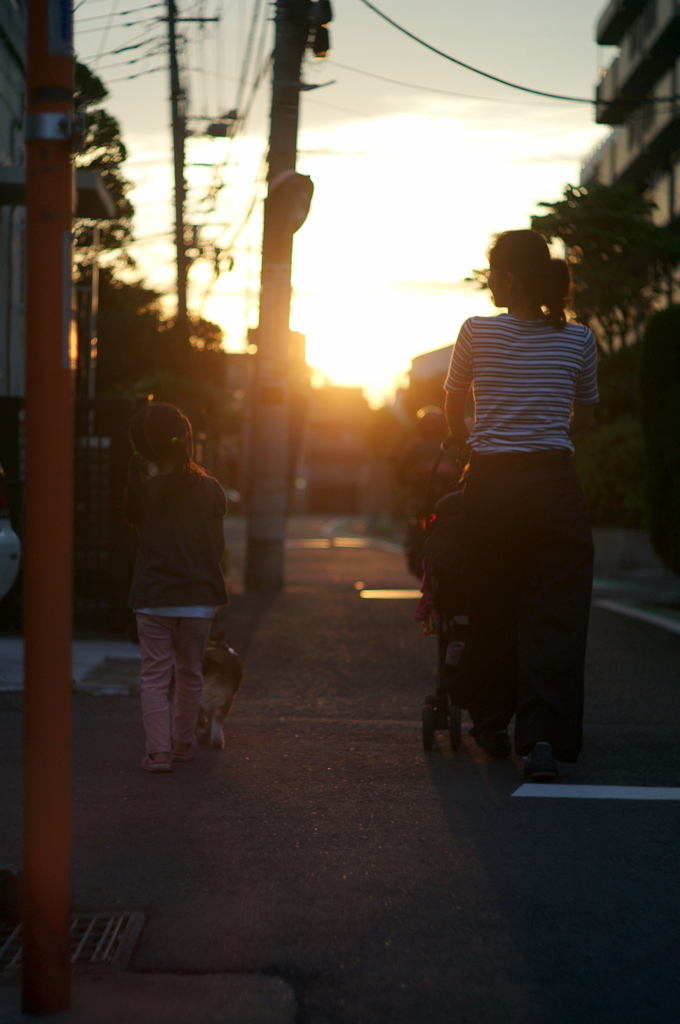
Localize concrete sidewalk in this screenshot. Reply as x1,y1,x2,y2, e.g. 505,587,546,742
0,519,419,1024
0,638,141,693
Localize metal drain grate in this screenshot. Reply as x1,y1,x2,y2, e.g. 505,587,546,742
0,911,145,972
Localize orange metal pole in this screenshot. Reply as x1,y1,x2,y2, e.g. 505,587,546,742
22,0,75,1013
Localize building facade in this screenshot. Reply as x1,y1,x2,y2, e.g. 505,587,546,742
392,345,452,423
581,0,680,229
0,0,27,397
296,386,372,514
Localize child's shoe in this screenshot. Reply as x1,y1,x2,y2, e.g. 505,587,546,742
172,736,198,762
141,754,172,773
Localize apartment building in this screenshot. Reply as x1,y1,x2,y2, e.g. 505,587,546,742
0,3,115,399
581,0,680,229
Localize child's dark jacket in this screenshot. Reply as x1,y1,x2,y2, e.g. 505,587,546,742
128,472,229,609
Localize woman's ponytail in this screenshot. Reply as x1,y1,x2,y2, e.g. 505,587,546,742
488,230,573,329
542,258,571,329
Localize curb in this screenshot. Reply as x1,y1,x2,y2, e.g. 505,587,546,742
0,973,297,1024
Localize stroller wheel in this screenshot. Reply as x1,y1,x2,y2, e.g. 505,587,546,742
422,705,435,751
449,705,462,752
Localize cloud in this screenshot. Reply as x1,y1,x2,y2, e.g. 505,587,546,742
389,280,479,296
514,151,590,165
298,148,372,157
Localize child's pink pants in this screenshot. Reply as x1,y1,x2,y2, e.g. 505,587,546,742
136,614,213,754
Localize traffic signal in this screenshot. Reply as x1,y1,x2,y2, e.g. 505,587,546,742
308,0,332,59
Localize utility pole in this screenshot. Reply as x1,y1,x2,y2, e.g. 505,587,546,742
167,0,188,343
245,0,313,590
87,225,100,399
23,0,75,1012
165,2,219,348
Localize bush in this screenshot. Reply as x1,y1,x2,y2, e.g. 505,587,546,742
596,342,641,423
640,306,680,573
572,416,646,527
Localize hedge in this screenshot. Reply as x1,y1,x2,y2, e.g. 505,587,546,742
572,416,646,528
639,306,680,574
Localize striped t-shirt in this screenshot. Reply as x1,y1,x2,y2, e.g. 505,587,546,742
445,314,598,454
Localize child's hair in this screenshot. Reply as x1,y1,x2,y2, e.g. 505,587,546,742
487,229,572,329
125,402,205,524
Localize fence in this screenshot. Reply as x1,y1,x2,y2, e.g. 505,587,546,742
0,396,144,631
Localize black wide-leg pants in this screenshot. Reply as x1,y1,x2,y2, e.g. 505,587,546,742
460,450,594,762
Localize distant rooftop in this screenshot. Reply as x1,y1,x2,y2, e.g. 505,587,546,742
409,346,452,381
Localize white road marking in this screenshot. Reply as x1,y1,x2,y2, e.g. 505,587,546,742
287,536,403,555
359,589,422,599
363,538,403,555
593,599,680,636
513,784,680,800
285,539,332,549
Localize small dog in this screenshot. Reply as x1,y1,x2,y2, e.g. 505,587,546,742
197,631,244,749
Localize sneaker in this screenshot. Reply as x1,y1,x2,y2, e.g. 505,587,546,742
473,730,511,759
523,741,558,782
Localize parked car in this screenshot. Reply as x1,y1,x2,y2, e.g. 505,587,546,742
0,462,21,600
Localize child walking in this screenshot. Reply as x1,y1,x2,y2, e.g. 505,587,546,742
125,403,229,773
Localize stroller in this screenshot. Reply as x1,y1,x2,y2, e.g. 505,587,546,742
400,442,461,580
416,439,468,752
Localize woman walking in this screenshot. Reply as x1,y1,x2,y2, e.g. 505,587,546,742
126,402,229,772
445,230,598,781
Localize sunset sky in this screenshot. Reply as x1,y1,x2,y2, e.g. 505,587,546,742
74,0,613,404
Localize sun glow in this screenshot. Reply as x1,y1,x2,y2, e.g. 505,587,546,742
292,282,493,405
131,106,607,408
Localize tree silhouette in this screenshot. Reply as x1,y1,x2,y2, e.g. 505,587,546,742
73,61,134,270
531,183,680,354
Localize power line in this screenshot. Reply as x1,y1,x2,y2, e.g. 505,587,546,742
76,17,158,36
355,0,594,105
198,150,268,313
197,13,209,115
75,2,162,22
304,94,374,119
109,36,163,55
221,162,266,249
234,0,265,117
235,48,272,132
78,36,164,61
186,49,271,216
326,59,589,107
95,45,166,73
90,0,121,67
105,64,168,82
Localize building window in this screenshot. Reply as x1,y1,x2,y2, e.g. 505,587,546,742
643,0,657,37
640,93,656,138
628,0,657,59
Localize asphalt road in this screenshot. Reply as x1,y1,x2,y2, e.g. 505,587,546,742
1,519,679,1023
